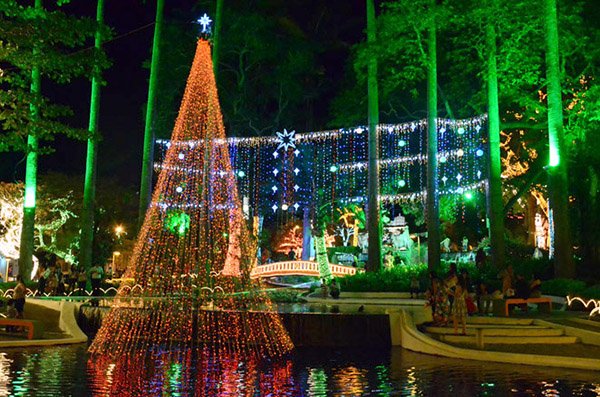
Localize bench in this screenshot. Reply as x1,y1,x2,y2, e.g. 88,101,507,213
505,297,552,317
0,318,44,340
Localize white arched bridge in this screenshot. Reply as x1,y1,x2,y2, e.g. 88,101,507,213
250,261,357,279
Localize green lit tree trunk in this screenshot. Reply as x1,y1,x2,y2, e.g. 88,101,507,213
138,0,165,227
544,0,574,278
18,0,43,282
314,232,332,281
212,0,224,83
366,0,382,272
485,9,505,269
80,0,105,271
426,0,440,271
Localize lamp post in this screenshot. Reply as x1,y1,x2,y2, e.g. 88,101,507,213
112,251,121,270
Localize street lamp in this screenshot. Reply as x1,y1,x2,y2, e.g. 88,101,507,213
112,251,121,269
114,225,126,238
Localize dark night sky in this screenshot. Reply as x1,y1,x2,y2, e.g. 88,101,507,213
0,0,365,189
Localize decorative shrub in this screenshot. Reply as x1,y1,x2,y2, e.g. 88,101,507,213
541,278,587,297
338,263,429,292
265,288,304,303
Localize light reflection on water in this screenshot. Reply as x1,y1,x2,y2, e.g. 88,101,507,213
0,345,595,396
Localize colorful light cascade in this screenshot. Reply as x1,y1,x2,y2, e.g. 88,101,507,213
89,39,293,361
155,116,488,215
88,348,299,396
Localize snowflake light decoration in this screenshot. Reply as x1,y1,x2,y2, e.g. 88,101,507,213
197,13,212,33
275,129,296,151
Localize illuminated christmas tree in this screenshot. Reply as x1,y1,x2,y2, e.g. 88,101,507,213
89,39,293,360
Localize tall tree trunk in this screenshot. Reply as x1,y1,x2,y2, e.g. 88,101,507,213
18,0,43,282
426,0,440,271
485,11,505,269
302,207,312,260
80,0,105,272
138,0,165,227
314,232,332,281
212,0,224,83
545,0,574,278
366,0,382,272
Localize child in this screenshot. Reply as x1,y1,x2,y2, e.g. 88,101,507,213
451,277,468,335
410,276,420,299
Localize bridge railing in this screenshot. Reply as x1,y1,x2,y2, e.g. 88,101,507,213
250,261,357,279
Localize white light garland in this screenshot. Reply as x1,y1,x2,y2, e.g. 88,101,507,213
155,115,487,149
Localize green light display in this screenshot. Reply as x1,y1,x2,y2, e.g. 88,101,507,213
549,145,560,167
164,210,190,236
24,185,36,209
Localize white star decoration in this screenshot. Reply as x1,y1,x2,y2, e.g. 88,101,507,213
271,186,278,193
197,13,212,33
275,129,296,151
293,203,300,211
293,168,300,175
293,184,300,191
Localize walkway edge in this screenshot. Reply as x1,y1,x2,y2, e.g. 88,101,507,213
0,300,87,348
389,309,600,371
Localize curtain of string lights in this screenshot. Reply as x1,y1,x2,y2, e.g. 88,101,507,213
155,115,488,216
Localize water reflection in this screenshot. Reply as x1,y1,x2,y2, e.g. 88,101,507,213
0,346,595,396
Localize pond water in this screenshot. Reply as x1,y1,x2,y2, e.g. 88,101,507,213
0,344,597,396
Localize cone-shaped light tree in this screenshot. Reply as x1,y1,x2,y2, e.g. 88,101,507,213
89,39,293,360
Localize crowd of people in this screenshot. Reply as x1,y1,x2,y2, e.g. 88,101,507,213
35,263,105,297
426,263,543,334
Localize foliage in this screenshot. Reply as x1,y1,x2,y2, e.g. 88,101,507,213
580,285,600,300
541,278,587,297
0,0,112,152
338,264,429,292
0,181,76,261
265,288,304,303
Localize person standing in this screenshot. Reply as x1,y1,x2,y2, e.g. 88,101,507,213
14,275,26,319
90,264,104,306
451,277,468,335
36,265,47,296
77,267,87,294
329,278,340,299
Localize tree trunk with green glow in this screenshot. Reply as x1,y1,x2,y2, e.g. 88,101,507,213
366,0,382,273
80,0,105,271
485,12,505,269
544,0,574,278
138,0,165,227
18,0,43,282
212,0,224,83
426,1,440,271
315,232,332,281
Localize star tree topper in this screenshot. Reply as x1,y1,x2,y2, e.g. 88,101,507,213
275,129,296,151
197,13,212,33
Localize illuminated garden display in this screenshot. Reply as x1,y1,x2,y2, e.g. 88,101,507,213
89,39,293,360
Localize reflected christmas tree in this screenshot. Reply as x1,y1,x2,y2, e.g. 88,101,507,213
89,39,293,360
